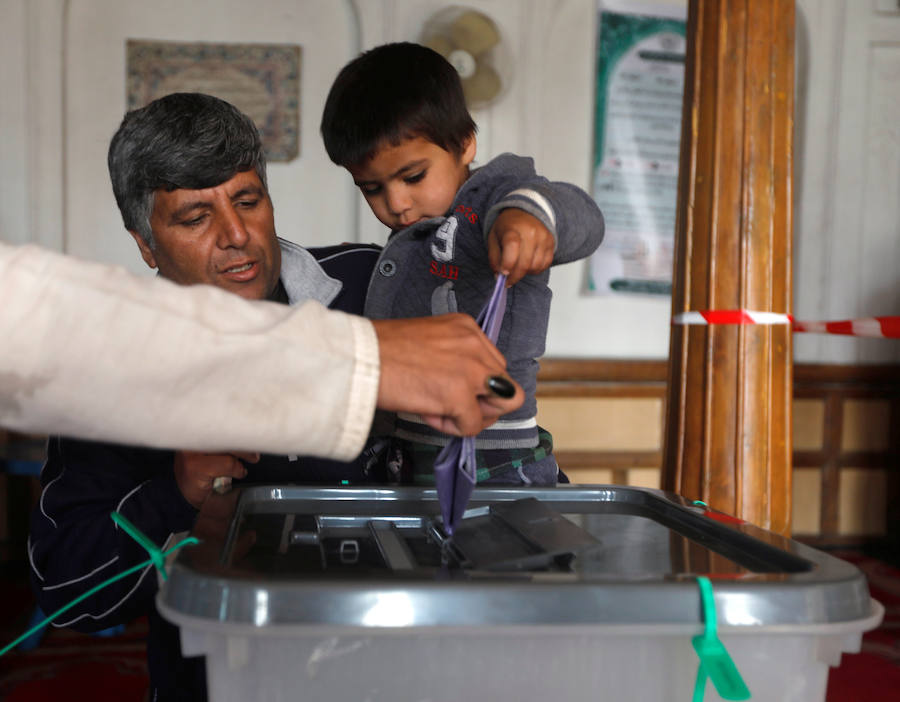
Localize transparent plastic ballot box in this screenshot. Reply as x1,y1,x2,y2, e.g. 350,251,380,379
158,485,883,702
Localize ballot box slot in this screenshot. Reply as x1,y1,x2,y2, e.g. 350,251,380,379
218,487,814,578
368,520,417,571
437,498,601,571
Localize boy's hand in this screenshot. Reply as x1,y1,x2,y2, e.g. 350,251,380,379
487,209,555,286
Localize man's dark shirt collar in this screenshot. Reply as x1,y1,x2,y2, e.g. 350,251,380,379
268,278,289,305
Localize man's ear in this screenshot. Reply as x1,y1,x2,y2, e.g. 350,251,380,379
128,231,158,270
460,132,477,167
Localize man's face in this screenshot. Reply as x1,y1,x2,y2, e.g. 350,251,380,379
130,170,281,301
348,135,476,230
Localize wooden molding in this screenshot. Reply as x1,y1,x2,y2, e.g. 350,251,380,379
540,359,900,385
538,359,668,383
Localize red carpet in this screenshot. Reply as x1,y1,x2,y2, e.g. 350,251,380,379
826,550,900,702
0,567,149,702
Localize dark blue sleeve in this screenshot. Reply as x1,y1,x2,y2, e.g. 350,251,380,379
28,437,197,633
308,243,381,314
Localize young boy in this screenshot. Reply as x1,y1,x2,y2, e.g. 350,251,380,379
321,42,604,486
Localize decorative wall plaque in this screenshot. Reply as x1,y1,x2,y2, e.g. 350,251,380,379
127,40,301,161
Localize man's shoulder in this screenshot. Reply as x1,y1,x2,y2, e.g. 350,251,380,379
306,242,382,264
303,243,382,315
306,243,382,278
45,436,171,477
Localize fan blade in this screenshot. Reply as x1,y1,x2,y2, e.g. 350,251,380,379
449,10,500,56
462,62,502,106
423,33,454,58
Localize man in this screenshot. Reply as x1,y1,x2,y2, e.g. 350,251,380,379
109,92,388,494
25,94,519,702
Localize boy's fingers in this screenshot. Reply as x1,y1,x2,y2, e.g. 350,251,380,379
499,235,521,274
505,235,538,286
487,231,503,273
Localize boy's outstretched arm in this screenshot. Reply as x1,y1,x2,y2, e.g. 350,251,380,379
545,181,605,264
484,179,605,272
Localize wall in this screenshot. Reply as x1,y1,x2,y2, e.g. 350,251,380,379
0,0,897,363
794,0,900,364
1,0,897,545
1,0,678,360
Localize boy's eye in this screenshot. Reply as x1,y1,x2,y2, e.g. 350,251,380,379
360,184,382,196
404,171,426,185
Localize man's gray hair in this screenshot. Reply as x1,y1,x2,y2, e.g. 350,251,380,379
108,92,268,246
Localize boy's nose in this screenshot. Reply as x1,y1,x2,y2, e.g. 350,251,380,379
385,187,412,216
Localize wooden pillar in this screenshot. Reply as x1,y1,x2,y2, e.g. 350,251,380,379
662,0,794,535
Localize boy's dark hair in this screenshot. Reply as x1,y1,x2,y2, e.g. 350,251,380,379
320,42,477,167
108,92,267,245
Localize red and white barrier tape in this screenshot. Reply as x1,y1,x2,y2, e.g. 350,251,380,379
672,310,900,339
673,310,792,326
792,317,900,339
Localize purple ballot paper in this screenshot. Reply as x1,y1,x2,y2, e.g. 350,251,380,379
434,274,508,536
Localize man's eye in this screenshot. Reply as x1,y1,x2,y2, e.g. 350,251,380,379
404,171,425,184
236,198,259,209
182,215,206,227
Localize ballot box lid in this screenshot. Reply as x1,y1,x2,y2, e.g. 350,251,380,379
158,485,873,629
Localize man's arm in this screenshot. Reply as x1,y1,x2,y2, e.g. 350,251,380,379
0,243,522,454
29,438,195,632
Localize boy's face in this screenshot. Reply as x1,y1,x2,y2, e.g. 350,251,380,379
348,135,476,230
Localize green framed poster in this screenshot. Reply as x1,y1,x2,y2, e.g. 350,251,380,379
588,7,686,296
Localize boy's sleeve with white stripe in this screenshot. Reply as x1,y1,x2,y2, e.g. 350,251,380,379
482,179,605,265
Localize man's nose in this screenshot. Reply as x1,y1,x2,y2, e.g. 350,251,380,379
218,206,250,247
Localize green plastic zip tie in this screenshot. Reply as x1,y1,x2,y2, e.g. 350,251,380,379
111,510,169,580
0,511,197,658
691,576,751,701
693,664,710,702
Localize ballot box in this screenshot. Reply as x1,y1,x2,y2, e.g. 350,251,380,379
158,485,883,702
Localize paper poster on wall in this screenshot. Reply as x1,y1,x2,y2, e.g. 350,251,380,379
588,6,686,296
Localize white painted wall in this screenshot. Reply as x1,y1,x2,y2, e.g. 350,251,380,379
794,0,900,363
1,0,897,363
62,0,360,272
0,0,28,247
